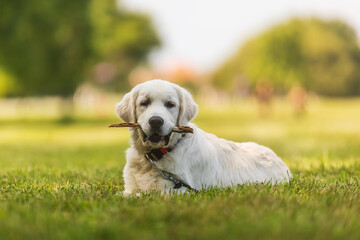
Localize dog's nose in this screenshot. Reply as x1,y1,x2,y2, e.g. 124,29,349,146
149,116,164,129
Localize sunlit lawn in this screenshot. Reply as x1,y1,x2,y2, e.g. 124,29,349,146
0,98,359,240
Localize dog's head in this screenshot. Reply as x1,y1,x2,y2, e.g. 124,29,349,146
115,79,198,148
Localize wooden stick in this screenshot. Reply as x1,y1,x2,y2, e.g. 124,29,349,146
109,123,140,128
172,126,194,133
109,123,193,134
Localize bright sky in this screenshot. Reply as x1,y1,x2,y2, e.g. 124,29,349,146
121,0,360,73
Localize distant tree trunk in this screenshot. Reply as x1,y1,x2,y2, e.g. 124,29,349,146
58,97,74,123
287,85,307,116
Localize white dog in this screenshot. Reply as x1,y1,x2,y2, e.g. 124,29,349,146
116,80,291,195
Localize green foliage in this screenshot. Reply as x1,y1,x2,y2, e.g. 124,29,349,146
0,67,17,97
0,0,160,96
214,18,360,96
1,98,360,239
90,0,160,61
89,0,160,91
0,0,93,96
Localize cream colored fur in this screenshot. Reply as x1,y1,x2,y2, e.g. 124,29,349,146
116,80,292,196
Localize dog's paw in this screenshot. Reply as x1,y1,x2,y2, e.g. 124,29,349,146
166,186,190,195
120,191,144,198
121,191,133,198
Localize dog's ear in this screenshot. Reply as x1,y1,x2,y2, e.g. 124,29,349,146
115,90,138,123
176,86,198,126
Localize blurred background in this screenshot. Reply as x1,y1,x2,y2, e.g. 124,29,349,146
0,0,359,163
0,0,360,121
1,2,360,238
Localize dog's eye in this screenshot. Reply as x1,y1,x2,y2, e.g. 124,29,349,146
165,101,175,108
140,99,151,107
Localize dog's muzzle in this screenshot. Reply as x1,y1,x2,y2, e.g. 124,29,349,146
142,130,172,146
139,116,172,146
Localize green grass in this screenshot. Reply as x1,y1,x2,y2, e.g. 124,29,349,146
0,98,359,240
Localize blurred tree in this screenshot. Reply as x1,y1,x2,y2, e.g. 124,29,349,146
89,0,160,91
0,67,16,97
0,0,160,96
0,0,92,97
214,18,360,96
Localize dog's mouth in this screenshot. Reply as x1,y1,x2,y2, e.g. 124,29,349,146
141,130,172,147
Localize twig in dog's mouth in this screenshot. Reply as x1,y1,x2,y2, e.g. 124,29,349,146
109,122,193,147
142,131,171,145
109,123,140,128
108,123,194,134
